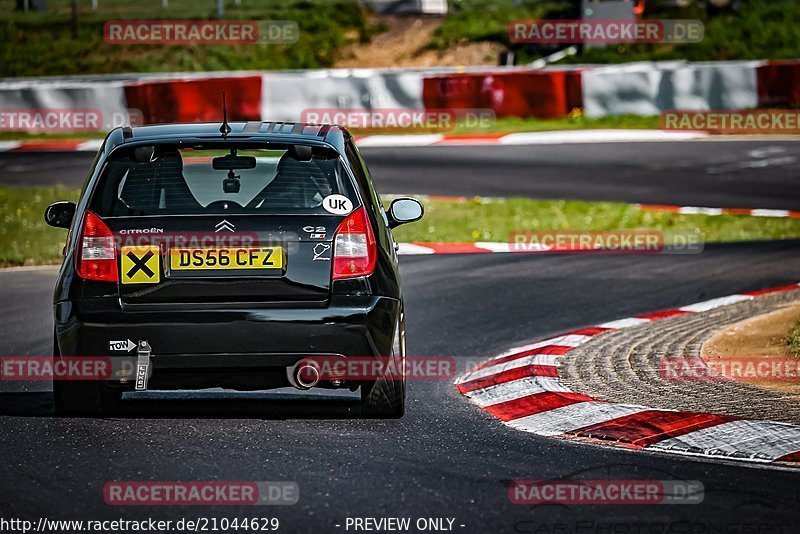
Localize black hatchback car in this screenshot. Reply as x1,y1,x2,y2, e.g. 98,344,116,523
45,121,423,417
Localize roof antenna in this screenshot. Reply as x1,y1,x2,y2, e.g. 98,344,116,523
219,91,231,138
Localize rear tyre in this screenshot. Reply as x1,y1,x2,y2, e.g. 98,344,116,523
52,332,123,416
360,312,406,418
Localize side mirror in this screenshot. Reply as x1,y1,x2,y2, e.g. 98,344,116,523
44,201,76,229
387,198,424,229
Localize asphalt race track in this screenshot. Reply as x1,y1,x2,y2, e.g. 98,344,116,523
3,139,800,209
368,140,800,210
2,140,800,530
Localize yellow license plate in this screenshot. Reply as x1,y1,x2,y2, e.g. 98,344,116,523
169,247,283,271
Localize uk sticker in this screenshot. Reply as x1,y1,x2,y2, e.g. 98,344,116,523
322,194,353,215
121,245,160,284
313,243,331,261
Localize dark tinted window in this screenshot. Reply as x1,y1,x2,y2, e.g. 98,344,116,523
90,144,357,216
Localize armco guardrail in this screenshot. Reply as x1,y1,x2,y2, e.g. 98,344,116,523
124,74,263,124
0,60,796,131
422,68,583,119
756,60,800,108
261,69,428,122
581,60,762,117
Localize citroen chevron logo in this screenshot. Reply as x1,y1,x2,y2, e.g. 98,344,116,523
215,219,235,233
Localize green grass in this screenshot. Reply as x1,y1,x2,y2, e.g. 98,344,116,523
429,0,567,50
0,0,378,77
434,0,800,65
0,115,664,140
788,322,800,357
449,114,661,134
4,0,799,78
388,196,800,244
0,131,107,141
566,0,800,64
4,187,800,267
0,186,79,266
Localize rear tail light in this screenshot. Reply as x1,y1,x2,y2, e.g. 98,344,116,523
75,210,118,282
333,206,376,280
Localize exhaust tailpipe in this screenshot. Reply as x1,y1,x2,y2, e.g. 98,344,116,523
288,360,320,390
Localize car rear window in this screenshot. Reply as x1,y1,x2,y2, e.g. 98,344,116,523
89,144,358,217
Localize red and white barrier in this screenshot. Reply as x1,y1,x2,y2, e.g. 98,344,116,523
261,69,427,122
422,68,583,119
582,60,763,117
757,60,800,108
0,78,130,131
125,74,262,124
0,60,798,131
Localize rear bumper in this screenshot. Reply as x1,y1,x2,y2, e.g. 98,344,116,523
55,295,400,389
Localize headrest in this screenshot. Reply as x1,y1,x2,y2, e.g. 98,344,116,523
287,144,313,162
133,146,156,163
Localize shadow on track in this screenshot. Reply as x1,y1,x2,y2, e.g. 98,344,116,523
0,390,362,419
